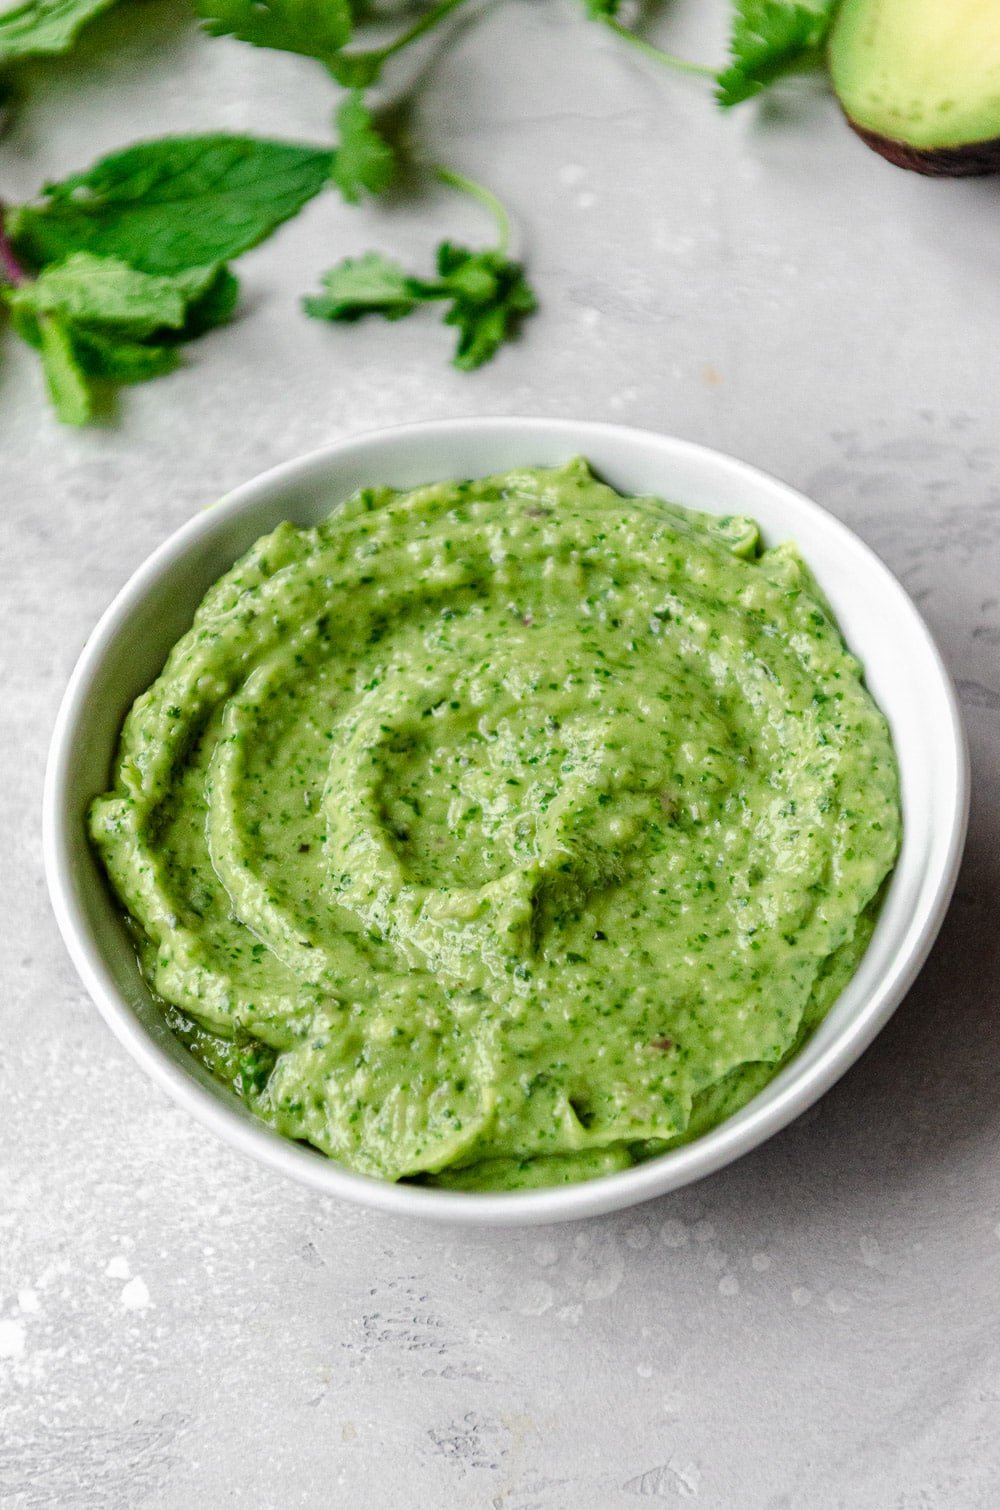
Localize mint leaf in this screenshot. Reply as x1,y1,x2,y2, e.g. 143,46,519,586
36,313,91,425
717,0,835,108
196,0,352,62
2,136,326,425
6,252,207,334
176,264,239,338
331,93,396,204
70,328,180,382
8,135,333,275
4,252,239,422
0,0,120,63
302,252,416,321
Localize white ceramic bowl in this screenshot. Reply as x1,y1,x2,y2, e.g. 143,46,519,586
43,419,969,1225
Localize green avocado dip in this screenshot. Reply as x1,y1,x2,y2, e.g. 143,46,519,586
89,459,901,1191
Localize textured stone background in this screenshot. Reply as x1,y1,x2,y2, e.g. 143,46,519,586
3,2,999,1506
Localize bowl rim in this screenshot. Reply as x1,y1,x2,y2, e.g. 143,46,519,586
43,417,970,1225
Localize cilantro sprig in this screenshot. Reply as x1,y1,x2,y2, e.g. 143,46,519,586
717,0,838,107
195,0,353,65
582,0,833,105
195,0,465,206
326,0,471,88
582,1,715,81
195,0,472,89
331,92,397,204
304,168,536,371
1,135,332,423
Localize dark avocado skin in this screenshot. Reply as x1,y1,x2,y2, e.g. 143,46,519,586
846,119,1000,177
828,0,1000,178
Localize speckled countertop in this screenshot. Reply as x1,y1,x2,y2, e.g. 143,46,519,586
3,3,1000,1506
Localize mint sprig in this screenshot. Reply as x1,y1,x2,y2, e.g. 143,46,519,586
2,135,332,422
4,254,235,423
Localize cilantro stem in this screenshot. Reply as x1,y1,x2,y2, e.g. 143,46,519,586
434,167,510,254
601,16,715,79
329,0,473,87
0,204,26,288
377,0,472,65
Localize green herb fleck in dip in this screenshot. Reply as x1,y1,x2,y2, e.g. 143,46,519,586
88,460,901,1190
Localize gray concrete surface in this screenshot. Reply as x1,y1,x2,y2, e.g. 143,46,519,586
2,2,999,1505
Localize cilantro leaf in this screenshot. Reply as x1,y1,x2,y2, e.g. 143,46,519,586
302,252,416,321
331,93,396,204
3,252,239,422
305,169,535,370
304,237,536,370
8,135,333,275
716,0,836,108
327,0,472,89
194,0,458,85
432,243,536,371
326,50,384,89
0,0,120,64
196,0,352,62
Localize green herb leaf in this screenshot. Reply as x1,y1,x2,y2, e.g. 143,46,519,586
6,252,211,334
3,252,240,422
327,0,471,88
326,49,384,88
302,251,416,321
716,0,835,108
582,0,620,17
171,264,240,339
69,328,181,382
432,243,537,371
36,312,91,425
11,301,178,383
196,0,352,61
0,0,120,64
331,93,396,204
304,241,535,370
304,170,535,369
235,1038,278,1100
8,135,333,275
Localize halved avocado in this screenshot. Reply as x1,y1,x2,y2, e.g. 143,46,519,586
829,0,1000,175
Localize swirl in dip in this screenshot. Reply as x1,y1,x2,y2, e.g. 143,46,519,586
89,460,901,1189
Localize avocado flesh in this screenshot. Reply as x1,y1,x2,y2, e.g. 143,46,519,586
829,0,1000,175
